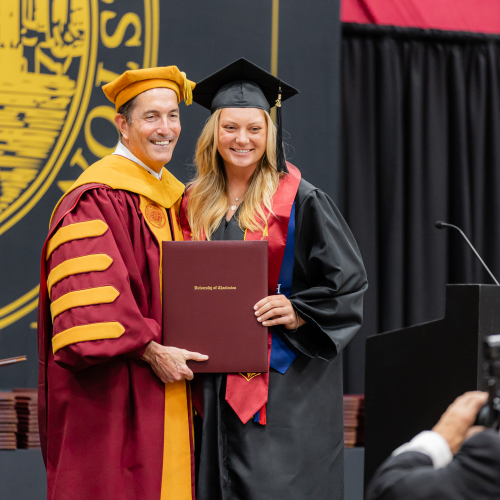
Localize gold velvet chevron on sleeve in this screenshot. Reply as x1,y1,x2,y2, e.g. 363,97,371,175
47,254,113,298
52,322,125,353
50,286,120,321
46,220,109,260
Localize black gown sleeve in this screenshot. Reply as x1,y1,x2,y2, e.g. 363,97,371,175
278,180,368,360
366,431,500,500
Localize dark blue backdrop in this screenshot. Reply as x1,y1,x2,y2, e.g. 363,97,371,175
0,0,343,392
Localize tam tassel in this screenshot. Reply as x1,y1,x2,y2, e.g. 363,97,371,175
181,71,193,105
275,85,288,174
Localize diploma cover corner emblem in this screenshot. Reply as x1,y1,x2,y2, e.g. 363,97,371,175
240,372,261,382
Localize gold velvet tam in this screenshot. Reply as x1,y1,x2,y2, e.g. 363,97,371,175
102,66,196,111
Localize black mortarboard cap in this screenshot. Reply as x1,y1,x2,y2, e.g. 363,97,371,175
193,58,299,173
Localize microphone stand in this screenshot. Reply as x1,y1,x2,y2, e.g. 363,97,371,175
435,221,500,286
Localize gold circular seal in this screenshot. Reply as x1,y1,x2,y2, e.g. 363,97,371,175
0,0,159,236
145,204,166,228
0,0,160,331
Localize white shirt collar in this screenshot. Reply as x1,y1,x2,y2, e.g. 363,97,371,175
112,141,163,180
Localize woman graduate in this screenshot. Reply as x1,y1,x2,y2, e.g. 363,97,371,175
180,59,368,500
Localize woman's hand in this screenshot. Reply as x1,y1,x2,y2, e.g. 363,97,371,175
254,295,306,330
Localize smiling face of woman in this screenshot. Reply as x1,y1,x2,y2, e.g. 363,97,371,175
217,107,268,174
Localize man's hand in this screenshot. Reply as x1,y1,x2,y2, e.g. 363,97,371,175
254,295,306,330
432,391,488,454
142,341,208,383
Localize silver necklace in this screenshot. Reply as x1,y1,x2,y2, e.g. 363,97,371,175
227,186,245,212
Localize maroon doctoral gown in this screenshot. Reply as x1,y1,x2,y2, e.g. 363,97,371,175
37,155,196,500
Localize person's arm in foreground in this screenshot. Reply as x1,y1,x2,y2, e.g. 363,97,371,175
366,391,500,500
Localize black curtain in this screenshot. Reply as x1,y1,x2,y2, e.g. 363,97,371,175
341,23,500,394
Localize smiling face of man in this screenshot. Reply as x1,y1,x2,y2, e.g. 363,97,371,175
114,87,181,173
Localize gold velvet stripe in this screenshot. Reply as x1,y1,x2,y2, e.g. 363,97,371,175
47,254,113,298
136,195,192,498
161,381,193,500
50,286,120,321
52,322,125,353
46,220,109,260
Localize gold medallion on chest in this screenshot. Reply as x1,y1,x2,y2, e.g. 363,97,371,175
145,204,166,228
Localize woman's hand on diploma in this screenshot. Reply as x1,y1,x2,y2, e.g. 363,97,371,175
142,341,208,383
254,295,306,330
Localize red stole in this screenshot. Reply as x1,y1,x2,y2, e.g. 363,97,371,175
180,163,301,425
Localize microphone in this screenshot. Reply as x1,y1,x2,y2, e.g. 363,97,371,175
435,221,500,286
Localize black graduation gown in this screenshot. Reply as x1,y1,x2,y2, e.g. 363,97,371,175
195,178,368,500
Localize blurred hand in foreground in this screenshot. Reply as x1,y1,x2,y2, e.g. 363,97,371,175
432,391,489,454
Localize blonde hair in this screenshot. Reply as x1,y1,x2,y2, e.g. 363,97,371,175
187,108,282,240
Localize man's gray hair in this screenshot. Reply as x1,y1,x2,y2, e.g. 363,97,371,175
118,96,138,125
117,96,138,139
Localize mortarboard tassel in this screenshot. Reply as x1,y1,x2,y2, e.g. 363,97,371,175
275,85,288,174
181,71,193,105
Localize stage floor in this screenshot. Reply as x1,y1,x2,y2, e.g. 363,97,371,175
0,447,365,499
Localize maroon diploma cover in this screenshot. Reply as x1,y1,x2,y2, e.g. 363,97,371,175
162,241,268,373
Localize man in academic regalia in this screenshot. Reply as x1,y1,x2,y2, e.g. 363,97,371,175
37,67,206,500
